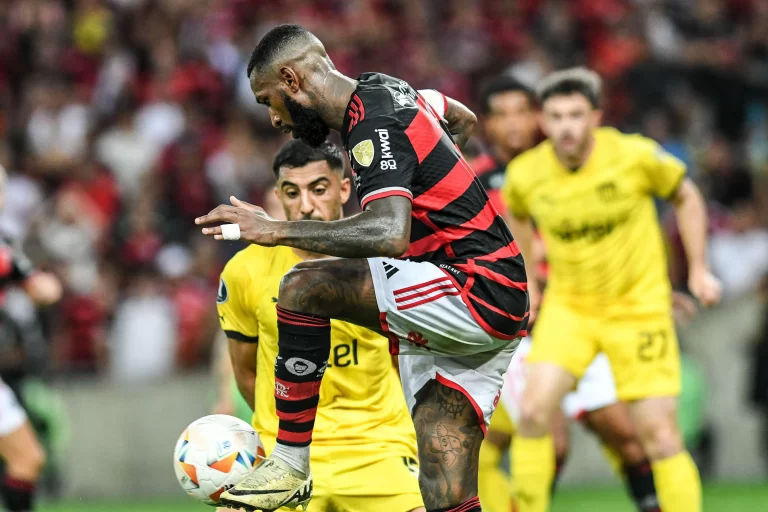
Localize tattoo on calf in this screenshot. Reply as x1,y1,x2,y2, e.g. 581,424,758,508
413,382,483,509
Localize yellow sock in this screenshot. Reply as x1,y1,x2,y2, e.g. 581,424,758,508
511,435,555,512
479,440,512,512
652,451,702,512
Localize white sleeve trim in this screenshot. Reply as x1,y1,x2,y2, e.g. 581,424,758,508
418,89,447,119
360,186,414,207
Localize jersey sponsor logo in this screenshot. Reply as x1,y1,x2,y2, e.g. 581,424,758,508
375,129,397,170
285,357,318,376
275,381,289,398
351,139,374,167
326,339,359,368
394,91,413,107
597,181,618,202
549,215,629,243
217,278,228,304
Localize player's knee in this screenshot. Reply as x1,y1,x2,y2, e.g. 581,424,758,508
6,442,45,481
637,421,684,460
518,399,552,435
278,263,326,314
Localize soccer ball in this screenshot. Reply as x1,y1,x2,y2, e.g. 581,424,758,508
173,414,265,506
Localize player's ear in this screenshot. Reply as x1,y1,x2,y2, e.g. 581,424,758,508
279,67,299,93
273,186,281,201
339,176,351,205
592,109,603,128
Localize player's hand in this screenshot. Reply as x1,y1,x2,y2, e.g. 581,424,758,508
688,267,722,307
196,197,280,246
23,271,62,306
671,291,698,327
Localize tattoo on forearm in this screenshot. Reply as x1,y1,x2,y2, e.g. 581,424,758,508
278,196,411,258
413,382,483,509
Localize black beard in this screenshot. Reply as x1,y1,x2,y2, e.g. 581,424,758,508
283,93,330,147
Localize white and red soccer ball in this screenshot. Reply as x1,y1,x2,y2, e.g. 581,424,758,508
173,415,265,506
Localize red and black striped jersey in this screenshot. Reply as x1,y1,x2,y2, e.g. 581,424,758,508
341,73,528,340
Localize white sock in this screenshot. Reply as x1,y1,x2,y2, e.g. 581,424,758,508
272,443,310,475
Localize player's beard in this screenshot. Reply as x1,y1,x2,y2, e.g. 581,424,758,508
283,93,330,148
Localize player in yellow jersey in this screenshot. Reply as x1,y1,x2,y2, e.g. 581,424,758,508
474,76,660,512
217,139,424,512
502,68,721,512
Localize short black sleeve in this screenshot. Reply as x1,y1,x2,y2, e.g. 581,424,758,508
346,116,419,209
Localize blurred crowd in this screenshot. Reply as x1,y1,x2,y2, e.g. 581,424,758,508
0,0,767,383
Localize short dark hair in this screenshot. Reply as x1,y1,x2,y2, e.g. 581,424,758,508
272,140,344,178
480,75,535,114
247,24,311,79
536,67,602,108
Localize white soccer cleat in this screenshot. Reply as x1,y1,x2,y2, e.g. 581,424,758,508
219,456,312,511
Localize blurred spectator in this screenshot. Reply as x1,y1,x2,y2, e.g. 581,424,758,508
709,171,768,301
95,95,161,201
109,270,175,383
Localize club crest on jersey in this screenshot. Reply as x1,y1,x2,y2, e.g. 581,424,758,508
351,139,375,167
217,278,228,304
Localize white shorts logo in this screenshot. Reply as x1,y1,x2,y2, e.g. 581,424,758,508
275,381,289,398
285,357,317,376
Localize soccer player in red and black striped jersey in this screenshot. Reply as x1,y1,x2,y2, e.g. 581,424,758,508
196,25,528,512
0,166,62,512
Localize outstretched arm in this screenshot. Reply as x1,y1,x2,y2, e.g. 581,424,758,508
197,195,412,259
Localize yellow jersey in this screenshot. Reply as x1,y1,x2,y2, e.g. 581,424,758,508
501,127,686,315
216,245,417,459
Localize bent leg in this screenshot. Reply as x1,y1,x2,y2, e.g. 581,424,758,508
271,258,381,473
0,422,45,512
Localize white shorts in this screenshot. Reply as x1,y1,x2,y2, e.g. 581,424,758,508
0,378,27,437
502,337,618,423
369,257,521,432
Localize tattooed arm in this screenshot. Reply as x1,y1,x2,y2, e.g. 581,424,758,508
277,195,411,257
196,195,412,258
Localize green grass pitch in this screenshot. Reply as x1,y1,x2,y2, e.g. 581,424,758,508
38,484,768,511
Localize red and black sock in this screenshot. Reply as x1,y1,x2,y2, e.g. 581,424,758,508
1,476,35,512
429,496,482,512
624,460,661,512
274,306,331,447
551,453,568,494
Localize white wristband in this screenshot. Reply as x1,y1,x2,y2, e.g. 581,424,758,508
220,224,241,241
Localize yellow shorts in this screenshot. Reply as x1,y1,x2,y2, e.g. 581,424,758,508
528,301,681,401
273,447,423,512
